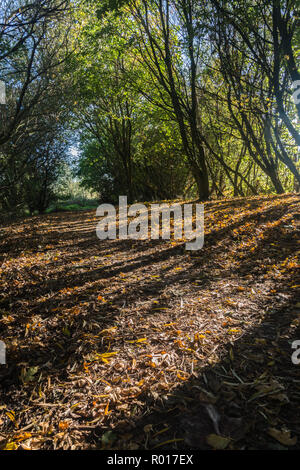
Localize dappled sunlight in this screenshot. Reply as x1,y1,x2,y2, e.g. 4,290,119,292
1,0,300,453
0,194,299,449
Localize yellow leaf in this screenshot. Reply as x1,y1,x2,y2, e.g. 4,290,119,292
127,338,147,344
6,411,16,423
177,371,188,381
206,434,231,449
2,441,18,450
100,326,117,335
14,432,32,442
96,352,118,364
227,328,241,334
104,402,112,415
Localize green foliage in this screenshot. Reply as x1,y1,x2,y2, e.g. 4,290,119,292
1,0,299,218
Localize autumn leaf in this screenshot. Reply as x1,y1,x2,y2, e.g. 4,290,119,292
206,434,231,449
268,428,297,446
126,338,147,344
104,402,112,415
58,421,69,431
2,441,18,450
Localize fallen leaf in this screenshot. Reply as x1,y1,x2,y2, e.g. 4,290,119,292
268,428,297,446
206,433,231,449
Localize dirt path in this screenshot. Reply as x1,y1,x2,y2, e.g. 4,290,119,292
0,194,299,450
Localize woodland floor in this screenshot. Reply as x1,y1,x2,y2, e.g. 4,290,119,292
0,194,299,450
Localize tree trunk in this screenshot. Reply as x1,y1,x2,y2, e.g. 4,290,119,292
268,166,284,194
191,161,209,200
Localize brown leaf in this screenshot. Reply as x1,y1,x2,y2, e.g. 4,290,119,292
268,428,297,446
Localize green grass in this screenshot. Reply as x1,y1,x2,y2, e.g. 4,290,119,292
46,200,99,214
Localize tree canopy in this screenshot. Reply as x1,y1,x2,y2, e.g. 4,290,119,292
0,0,299,210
